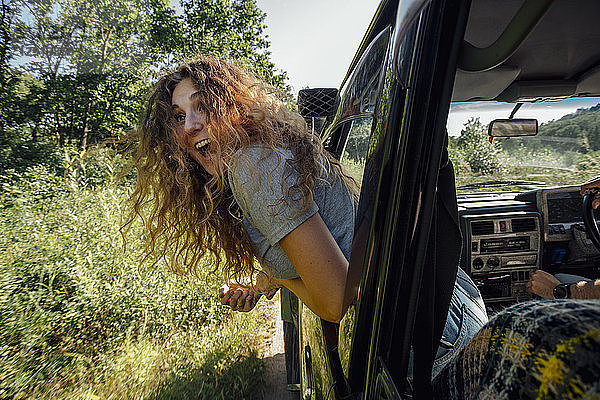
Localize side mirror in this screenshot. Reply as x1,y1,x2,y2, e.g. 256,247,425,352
487,118,538,138
298,88,339,136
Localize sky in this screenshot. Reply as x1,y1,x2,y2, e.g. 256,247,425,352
253,1,599,134
21,0,592,135
255,0,380,93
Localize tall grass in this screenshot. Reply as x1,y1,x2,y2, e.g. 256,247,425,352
0,145,269,399
450,145,600,190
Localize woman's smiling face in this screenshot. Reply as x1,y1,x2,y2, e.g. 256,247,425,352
171,78,216,175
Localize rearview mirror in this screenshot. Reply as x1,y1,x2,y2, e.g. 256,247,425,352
487,119,538,137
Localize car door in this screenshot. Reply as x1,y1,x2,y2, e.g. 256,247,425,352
298,22,392,400
298,0,471,398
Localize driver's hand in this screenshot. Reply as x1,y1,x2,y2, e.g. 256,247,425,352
581,176,600,209
526,270,561,299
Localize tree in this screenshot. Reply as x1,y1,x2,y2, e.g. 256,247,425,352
4,0,290,149
344,117,371,162
0,0,19,133
1,0,16,67
456,117,500,174
174,0,288,89
8,0,163,147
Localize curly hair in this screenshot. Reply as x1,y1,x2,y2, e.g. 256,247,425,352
123,56,357,283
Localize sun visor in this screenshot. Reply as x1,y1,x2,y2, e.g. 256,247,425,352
452,66,520,102
496,80,577,102
576,65,600,96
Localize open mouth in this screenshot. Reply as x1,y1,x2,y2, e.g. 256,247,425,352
194,138,211,156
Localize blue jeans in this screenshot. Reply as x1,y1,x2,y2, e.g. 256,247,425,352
431,267,488,378
555,272,592,284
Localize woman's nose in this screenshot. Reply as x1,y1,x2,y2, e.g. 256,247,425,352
184,111,205,136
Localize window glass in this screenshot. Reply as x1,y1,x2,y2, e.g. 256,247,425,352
334,27,391,123
340,117,373,186
447,98,600,192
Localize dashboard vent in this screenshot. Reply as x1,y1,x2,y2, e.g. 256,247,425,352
512,217,536,232
471,220,494,235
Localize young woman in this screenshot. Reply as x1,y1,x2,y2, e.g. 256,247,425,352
127,57,358,323
127,56,488,379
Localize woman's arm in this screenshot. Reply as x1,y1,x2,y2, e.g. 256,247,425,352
274,212,349,323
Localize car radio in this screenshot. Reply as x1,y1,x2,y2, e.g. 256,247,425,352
461,211,542,304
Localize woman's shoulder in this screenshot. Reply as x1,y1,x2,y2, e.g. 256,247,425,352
232,144,292,162
229,145,294,178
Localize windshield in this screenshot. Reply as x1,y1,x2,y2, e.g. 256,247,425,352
447,98,600,193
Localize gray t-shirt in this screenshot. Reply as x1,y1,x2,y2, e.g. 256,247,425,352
228,145,355,279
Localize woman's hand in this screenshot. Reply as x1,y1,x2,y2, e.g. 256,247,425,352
218,284,261,312
218,272,280,312
255,271,281,299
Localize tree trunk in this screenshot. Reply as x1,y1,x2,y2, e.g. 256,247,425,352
55,111,64,147
80,100,92,150
69,91,76,140
31,122,39,142
0,0,11,67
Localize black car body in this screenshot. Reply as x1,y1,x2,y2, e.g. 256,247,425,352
294,0,600,399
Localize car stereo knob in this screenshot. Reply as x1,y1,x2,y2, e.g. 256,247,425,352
487,257,500,268
473,258,484,270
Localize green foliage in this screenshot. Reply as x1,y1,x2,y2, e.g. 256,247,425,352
0,134,64,174
0,145,267,399
539,103,600,151
344,118,371,163
447,140,471,176
4,0,291,149
2,68,148,148
451,106,600,190
0,0,16,68
454,117,501,174
0,165,66,207
149,0,290,93
0,136,134,199
501,103,600,155
340,156,365,186
12,0,157,77
575,150,600,177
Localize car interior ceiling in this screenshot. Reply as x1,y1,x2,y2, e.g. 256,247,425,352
452,0,600,102
411,0,600,392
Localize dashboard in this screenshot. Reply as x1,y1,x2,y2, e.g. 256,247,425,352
458,186,600,305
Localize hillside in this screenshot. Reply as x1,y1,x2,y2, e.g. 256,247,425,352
537,103,600,152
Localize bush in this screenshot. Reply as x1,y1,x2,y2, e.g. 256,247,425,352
0,137,135,199
0,165,67,207
448,143,471,176
0,136,65,176
0,149,266,398
456,118,501,174
576,150,600,180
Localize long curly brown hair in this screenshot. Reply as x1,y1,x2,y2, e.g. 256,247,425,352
123,56,357,283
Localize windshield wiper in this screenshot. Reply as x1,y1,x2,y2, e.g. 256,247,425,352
456,180,546,191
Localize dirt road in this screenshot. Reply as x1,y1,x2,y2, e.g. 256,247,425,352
260,293,300,400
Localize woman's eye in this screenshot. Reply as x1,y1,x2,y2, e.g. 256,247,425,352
174,114,185,123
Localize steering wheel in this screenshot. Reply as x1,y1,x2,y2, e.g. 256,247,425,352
582,190,600,253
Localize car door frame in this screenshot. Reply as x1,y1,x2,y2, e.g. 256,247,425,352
353,1,471,397
298,0,471,398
